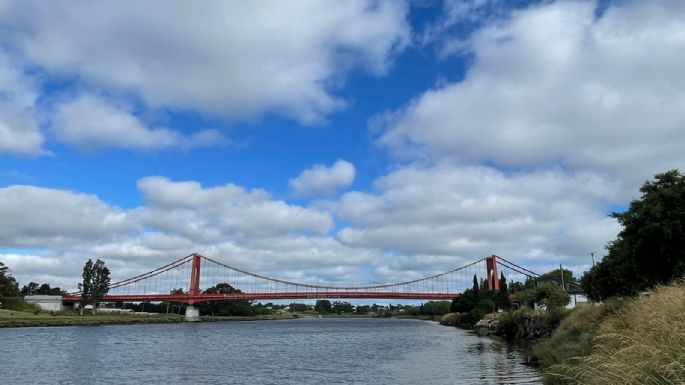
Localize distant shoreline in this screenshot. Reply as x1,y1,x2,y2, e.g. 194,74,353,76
0,309,439,328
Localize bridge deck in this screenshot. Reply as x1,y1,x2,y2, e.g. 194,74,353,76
63,292,460,304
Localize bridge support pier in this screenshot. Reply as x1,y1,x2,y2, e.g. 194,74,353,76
185,306,200,322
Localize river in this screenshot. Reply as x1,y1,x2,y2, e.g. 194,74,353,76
0,318,541,384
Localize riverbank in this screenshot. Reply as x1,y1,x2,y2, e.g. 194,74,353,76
0,309,186,327
532,281,685,384
0,309,391,328
443,281,685,384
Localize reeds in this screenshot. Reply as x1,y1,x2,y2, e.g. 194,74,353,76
544,283,685,384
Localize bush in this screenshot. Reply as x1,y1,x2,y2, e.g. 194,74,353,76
496,310,517,337
440,312,459,326
0,297,42,312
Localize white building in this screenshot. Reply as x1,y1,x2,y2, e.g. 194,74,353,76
24,295,63,312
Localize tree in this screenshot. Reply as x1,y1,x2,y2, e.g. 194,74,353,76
199,283,254,316
472,274,480,296
78,259,111,313
535,285,570,312
450,288,480,313
331,301,353,314
355,305,370,314
21,282,40,296
497,272,511,310
582,170,685,300
315,299,332,313
420,301,451,316
288,303,307,312
539,268,577,284
0,261,20,298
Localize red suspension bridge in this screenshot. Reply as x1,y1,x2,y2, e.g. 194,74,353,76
63,253,539,314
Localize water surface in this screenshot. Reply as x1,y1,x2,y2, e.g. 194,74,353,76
0,318,541,384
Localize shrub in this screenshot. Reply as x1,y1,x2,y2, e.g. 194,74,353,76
0,297,42,312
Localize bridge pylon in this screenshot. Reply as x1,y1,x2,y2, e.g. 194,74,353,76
486,255,500,292
185,254,202,321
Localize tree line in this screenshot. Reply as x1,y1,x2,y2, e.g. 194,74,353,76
581,170,685,300
0,262,67,299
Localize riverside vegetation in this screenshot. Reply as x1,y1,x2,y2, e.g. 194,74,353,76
441,170,685,384
442,280,685,384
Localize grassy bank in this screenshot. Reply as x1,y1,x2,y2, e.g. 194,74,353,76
533,282,685,384
0,309,185,328
0,308,381,328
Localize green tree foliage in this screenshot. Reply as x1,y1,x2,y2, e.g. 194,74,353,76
355,305,370,314
472,274,479,296
315,299,332,313
78,259,111,312
420,301,451,316
582,170,685,300
21,282,40,296
535,284,571,312
449,277,513,326
513,288,537,308
21,282,65,296
332,301,354,314
450,288,480,313
199,283,255,316
288,303,307,312
497,272,511,310
0,261,20,298
539,268,578,284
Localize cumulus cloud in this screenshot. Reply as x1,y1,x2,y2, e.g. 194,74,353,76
379,0,685,189
336,165,621,273
0,52,44,156
0,177,346,289
289,159,356,198
0,185,135,247
51,94,225,151
3,0,673,292
138,176,333,239
0,166,623,291
0,0,410,125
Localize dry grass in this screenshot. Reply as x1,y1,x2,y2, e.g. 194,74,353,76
545,283,685,384
532,301,624,371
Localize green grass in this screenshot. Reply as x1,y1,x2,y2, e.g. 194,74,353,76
537,282,685,384
0,309,184,328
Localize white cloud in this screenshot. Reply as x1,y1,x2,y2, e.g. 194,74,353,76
336,165,621,271
0,0,410,125
0,177,345,289
0,185,135,247
3,0,674,291
379,0,685,189
0,52,44,156
289,159,356,198
51,94,225,151
137,176,333,239
0,166,623,291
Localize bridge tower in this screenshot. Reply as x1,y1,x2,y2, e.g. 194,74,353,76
486,255,500,292
185,254,202,321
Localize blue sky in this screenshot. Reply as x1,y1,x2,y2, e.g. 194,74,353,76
0,1,468,205
1,0,684,290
